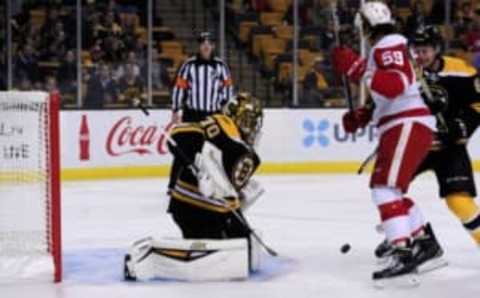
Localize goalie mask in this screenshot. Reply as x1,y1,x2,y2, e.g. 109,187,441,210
224,93,263,146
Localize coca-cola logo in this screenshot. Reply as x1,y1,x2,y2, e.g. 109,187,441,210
106,116,173,157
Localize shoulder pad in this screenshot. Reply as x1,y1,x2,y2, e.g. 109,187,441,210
439,56,477,77
374,34,407,49
211,114,241,139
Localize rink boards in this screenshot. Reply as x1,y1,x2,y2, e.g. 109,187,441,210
59,109,480,180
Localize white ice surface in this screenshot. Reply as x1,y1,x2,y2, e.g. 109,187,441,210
2,174,480,298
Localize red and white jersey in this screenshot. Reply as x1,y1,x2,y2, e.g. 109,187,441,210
364,34,436,134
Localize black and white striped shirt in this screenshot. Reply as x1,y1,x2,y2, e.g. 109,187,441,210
172,55,233,113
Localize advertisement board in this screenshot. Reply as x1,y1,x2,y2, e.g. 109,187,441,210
60,109,480,180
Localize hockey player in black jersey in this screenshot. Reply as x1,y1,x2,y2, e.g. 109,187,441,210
376,25,480,266
124,93,264,281
412,25,480,248
167,92,264,239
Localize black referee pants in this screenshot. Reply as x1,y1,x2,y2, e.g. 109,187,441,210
167,109,216,191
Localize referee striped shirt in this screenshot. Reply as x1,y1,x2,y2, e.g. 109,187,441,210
172,55,233,113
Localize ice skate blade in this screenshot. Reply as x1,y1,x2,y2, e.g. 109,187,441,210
373,273,420,289
418,257,448,275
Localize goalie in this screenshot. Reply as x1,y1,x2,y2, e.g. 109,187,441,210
124,93,265,281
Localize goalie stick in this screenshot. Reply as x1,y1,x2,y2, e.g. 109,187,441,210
134,102,279,257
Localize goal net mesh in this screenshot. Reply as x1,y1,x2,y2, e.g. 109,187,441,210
0,92,60,282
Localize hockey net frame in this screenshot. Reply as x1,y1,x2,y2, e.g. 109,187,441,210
0,92,62,282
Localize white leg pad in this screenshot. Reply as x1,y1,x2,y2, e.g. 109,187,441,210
125,237,250,281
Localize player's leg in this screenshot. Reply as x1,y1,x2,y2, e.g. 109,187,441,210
167,157,183,192
375,155,432,259
437,146,480,247
170,202,227,239
370,122,434,282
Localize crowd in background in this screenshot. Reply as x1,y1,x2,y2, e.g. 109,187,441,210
2,0,171,108
1,0,480,108
229,0,480,106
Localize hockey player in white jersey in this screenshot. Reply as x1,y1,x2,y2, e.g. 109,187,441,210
332,2,443,285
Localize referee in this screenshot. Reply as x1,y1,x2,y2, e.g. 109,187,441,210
168,31,234,190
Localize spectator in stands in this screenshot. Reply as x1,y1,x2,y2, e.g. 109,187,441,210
58,50,77,96
103,35,125,63
431,0,458,24
85,63,117,108
101,11,123,38
14,44,40,88
458,1,475,26
311,0,330,26
117,63,146,105
465,20,480,52
41,6,62,40
17,76,33,91
405,1,431,37
152,49,171,90
45,76,60,96
113,50,141,81
302,57,330,107
319,19,336,50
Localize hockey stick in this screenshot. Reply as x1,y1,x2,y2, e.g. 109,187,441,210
331,1,354,112
356,0,368,106
357,146,377,175
407,50,449,133
133,99,150,116
165,131,279,257
134,102,278,257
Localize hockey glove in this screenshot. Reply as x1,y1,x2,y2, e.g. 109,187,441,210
421,85,448,114
437,118,468,146
332,46,366,83
342,107,372,133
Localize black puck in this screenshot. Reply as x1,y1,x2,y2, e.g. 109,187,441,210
341,243,351,254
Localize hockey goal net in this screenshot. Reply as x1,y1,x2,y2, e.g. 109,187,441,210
0,92,61,282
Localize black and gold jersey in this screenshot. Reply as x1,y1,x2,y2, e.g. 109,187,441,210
168,114,261,213
425,56,480,138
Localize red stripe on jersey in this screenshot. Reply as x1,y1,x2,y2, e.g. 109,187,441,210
378,200,409,221
377,108,430,127
403,197,414,209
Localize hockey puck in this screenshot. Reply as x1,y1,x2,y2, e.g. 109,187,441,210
340,243,351,254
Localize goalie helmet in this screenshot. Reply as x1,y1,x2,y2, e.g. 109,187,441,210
223,92,263,146
360,1,394,27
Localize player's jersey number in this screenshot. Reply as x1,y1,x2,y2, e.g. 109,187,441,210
200,118,221,139
381,50,405,67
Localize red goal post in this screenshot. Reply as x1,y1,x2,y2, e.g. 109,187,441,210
0,92,62,282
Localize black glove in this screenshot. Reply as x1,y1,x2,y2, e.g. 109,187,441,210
437,118,468,146
421,85,448,114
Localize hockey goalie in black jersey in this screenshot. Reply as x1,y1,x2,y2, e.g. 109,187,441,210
124,93,265,282
167,92,263,239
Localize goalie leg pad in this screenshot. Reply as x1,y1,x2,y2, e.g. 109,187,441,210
125,237,250,281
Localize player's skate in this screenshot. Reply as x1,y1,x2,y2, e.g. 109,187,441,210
374,239,394,260
412,223,448,274
373,245,420,289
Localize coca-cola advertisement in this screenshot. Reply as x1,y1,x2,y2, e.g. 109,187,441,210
106,116,173,157
62,110,174,169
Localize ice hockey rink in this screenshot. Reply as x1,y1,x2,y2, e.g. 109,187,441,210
2,173,480,298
